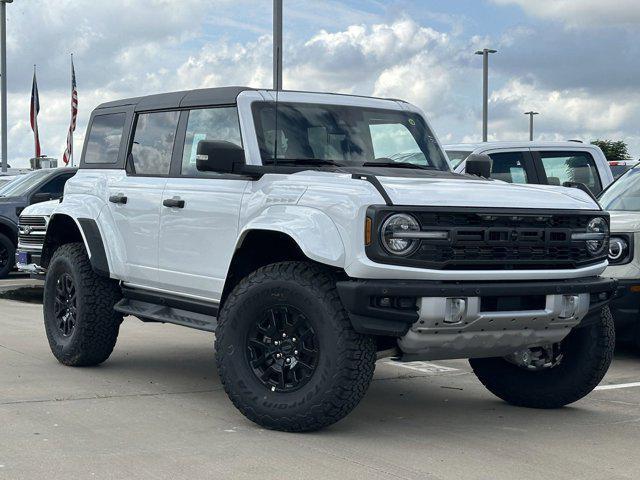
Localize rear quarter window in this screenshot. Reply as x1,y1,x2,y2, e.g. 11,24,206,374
84,113,127,165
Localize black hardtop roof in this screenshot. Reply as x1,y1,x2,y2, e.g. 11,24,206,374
95,87,407,112
96,86,254,111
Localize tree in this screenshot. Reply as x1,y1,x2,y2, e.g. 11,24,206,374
590,139,631,161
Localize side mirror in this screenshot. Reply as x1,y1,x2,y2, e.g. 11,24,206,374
31,192,54,204
465,153,493,179
196,140,245,174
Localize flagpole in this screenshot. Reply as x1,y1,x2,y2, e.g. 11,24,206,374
70,53,73,167
0,0,10,173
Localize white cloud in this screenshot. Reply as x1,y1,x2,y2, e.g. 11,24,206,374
491,0,640,27
4,2,640,169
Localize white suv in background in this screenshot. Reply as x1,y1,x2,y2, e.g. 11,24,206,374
445,141,613,195
38,87,616,432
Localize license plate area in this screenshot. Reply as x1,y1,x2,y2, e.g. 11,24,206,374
480,295,546,313
17,252,29,264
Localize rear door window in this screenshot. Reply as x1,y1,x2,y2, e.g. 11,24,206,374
537,151,602,193
84,113,126,164
129,111,180,176
487,152,533,184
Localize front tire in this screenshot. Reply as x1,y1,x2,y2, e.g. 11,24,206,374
0,233,15,279
470,306,615,409
215,262,376,432
43,243,123,367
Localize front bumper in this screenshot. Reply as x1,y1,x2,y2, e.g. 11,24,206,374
15,250,45,276
337,276,617,361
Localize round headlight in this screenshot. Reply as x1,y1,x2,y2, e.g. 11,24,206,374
381,214,420,255
586,217,609,255
608,237,628,262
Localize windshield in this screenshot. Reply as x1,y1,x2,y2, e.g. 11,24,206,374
445,150,472,169
0,169,50,197
599,166,640,211
251,102,449,171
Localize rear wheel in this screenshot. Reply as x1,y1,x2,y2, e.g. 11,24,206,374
0,233,15,279
470,306,615,409
215,262,376,432
43,243,122,366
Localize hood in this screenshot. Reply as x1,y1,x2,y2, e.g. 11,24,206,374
0,195,21,207
376,175,599,210
609,211,640,232
20,199,59,217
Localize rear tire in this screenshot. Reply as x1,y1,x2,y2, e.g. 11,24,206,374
43,243,122,367
470,306,615,409
0,233,15,279
215,262,376,432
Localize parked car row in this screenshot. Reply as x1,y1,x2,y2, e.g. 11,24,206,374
0,168,77,278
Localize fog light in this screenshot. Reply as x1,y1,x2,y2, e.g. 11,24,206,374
444,298,467,324
377,297,392,308
559,295,580,319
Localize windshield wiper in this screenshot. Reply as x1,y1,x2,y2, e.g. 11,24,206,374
265,158,344,167
362,161,435,170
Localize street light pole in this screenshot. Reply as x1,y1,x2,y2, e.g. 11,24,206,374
0,0,11,173
524,111,539,141
475,48,497,142
273,0,283,91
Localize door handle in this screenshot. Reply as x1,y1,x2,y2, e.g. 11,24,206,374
109,194,128,205
163,198,185,209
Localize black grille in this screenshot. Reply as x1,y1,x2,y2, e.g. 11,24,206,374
19,216,46,227
366,207,608,271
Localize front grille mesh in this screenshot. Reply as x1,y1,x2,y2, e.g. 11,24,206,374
18,215,47,251
367,208,607,271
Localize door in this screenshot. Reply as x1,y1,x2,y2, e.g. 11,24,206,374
158,106,249,300
483,150,540,184
106,110,180,288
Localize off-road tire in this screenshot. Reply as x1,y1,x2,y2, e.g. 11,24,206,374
470,306,615,409
215,261,376,432
0,233,15,279
43,242,122,366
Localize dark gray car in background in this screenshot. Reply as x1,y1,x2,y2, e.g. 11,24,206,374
0,168,77,278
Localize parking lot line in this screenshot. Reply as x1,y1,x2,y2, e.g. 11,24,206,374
595,382,640,391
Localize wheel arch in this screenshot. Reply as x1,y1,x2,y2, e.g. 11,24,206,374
0,217,17,245
42,214,110,277
221,228,345,306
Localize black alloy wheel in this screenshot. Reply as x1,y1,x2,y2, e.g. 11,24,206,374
54,273,77,337
246,305,319,392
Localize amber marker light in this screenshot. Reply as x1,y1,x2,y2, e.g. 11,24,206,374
365,217,372,246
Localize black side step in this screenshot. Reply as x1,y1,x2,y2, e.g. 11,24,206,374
115,287,219,332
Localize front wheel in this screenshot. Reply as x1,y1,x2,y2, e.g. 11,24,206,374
470,306,615,409
43,243,123,367
0,233,15,279
215,262,376,432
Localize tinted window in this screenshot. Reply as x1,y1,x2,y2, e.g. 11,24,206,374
181,107,242,176
130,111,180,176
251,102,449,171
488,152,529,184
539,151,602,193
600,167,640,211
37,173,75,196
84,113,126,164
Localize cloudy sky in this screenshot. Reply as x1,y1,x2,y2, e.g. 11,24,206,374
4,0,640,167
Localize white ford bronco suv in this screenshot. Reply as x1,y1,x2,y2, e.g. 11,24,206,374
40,87,616,432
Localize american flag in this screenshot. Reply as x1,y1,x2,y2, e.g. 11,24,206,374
62,56,78,166
30,67,41,158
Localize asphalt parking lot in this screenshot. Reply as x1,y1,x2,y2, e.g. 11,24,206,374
1,282,640,480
